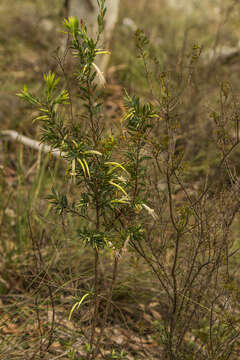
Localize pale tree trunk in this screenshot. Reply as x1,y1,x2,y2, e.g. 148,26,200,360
64,0,120,74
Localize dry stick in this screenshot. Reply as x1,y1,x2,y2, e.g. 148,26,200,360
28,217,56,357
93,256,118,358
166,162,182,358
88,248,100,360
0,130,65,158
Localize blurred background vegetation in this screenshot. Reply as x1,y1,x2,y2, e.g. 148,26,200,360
1,0,240,359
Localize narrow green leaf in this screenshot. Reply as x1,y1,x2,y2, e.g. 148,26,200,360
34,115,49,121
105,161,129,175
68,293,89,320
82,158,90,179
84,150,102,156
109,181,128,196
77,158,86,177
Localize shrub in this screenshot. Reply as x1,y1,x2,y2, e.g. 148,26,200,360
17,1,240,358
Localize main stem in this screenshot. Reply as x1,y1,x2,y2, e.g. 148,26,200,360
88,200,100,359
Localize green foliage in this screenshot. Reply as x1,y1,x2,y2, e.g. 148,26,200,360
16,2,158,357
17,22,156,255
